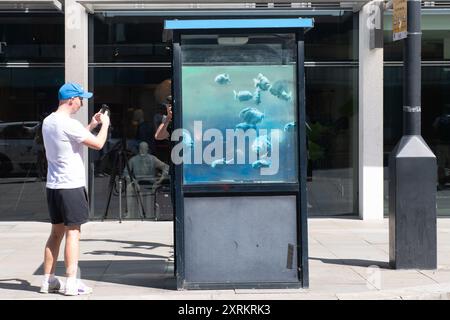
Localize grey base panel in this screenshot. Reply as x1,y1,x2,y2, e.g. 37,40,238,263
183,195,300,285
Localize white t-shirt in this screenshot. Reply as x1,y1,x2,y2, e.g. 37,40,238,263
42,112,95,189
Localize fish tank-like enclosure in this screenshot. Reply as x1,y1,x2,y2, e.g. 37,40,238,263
180,33,298,184
166,19,312,290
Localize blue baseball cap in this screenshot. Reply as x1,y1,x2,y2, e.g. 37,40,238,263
58,83,93,100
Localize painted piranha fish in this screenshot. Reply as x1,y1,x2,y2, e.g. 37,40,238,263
254,88,262,105
214,73,231,85
253,73,271,91
283,121,296,132
251,159,271,169
239,107,264,125
233,90,253,102
269,80,292,102
235,122,257,131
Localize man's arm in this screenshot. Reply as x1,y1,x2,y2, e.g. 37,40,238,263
83,113,110,150
154,104,172,140
153,157,169,176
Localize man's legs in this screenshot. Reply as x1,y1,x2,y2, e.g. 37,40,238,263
63,224,93,295
40,223,65,293
43,223,65,274
64,225,80,278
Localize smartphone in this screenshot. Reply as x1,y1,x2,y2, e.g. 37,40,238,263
100,104,110,117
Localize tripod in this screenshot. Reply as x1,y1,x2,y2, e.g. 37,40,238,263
102,138,147,222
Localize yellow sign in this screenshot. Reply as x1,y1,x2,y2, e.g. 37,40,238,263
393,0,407,41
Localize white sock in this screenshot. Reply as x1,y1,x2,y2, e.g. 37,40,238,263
44,273,56,283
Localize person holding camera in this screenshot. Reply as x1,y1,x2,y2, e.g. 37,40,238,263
40,83,110,296
154,97,172,141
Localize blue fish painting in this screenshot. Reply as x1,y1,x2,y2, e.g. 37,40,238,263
254,88,262,105
181,64,298,184
253,73,271,91
251,135,271,154
269,80,292,102
211,158,234,168
239,107,264,125
235,122,256,131
283,121,296,132
214,73,231,85
251,159,271,169
234,90,253,102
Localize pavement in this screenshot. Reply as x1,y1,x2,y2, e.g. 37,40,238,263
1,218,450,300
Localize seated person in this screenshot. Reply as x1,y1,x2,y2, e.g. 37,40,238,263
123,141,169,193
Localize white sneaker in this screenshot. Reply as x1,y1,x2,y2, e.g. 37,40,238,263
64,279,93,296
39,277,61,294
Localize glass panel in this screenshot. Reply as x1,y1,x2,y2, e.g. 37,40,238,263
305,11,358,62
90,67,173,220
180,33,298,184
0,67,64,221
92,14,170,63
384,11,450,61
384,66,450,216
91,11,357,63
0,13,64,63
305,66,358,216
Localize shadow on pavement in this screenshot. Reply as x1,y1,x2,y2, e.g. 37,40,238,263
81,239,172,249
0,278,40,293
33,260,177,291
84,250,168,259
309,257,391,269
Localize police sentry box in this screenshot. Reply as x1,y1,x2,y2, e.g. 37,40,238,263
165,18,313,289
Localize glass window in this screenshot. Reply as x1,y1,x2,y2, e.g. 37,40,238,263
384,66,450,216
384,10,450,216
384,10,450,61
180,33,298,185
0,67,64,222
305,66,358,216
0,13,64,63
89,67,172,220
90,11,358,217
92,14,170,63
305,11,358,62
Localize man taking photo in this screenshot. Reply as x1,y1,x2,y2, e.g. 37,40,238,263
40,82,110,296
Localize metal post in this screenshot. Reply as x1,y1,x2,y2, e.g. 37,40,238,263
389,0,437,269
118,178,123,224
403,0,421,135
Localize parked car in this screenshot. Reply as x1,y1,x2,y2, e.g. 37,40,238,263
0,121,45,177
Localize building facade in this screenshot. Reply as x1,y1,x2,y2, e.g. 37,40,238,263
0,0,448,222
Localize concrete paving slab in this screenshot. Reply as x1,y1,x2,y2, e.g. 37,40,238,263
419,269,450,284
1,218,450,300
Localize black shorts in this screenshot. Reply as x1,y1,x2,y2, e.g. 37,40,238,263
46,187,89,226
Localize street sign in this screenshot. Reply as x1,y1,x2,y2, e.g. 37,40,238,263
393,0,407,41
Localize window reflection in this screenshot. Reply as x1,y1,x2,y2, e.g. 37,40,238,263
90,67,173,220
92,14,170,63
384,66,450,216
305,67,358,216
0,67,63,221
305,12,358,62
384,12,450,61
90,13,359,218
0,13,64,63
